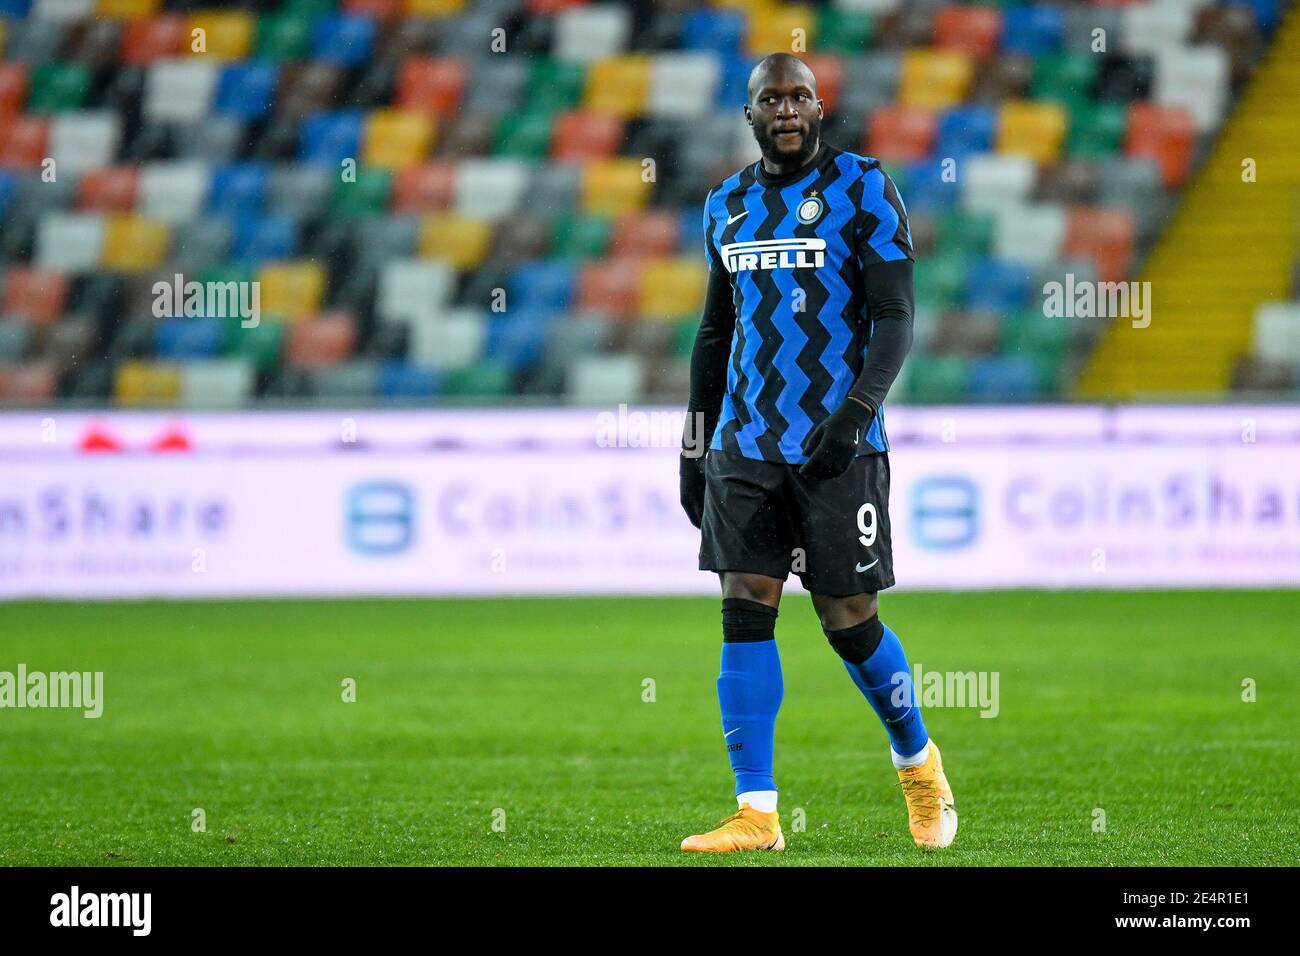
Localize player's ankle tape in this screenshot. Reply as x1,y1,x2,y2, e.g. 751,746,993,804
824,615,884,664
721,598,778,643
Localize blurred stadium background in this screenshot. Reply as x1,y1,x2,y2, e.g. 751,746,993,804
2,1,1298,867
0,0,1294,407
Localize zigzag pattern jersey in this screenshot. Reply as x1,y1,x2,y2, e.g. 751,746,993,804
703,142,913,464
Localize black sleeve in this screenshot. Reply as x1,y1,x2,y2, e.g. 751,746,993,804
847,258,914,415
684,259,736,450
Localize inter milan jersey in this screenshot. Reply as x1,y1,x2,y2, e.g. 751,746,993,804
702,142,913,464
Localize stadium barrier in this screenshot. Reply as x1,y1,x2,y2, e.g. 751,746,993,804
2,406,1298,599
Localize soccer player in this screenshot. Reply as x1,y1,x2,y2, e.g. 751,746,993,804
678,53,956,853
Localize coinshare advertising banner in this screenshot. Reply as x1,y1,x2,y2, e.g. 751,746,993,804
1,406,1298,598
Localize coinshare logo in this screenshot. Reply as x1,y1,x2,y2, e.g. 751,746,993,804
912,477,979,550
345,482,414,555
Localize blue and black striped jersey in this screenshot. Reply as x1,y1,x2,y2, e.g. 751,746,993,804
703,142,913,464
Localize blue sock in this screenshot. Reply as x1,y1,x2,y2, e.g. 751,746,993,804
826,617,928,758
717,599,782,796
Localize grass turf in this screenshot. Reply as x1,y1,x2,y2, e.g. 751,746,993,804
0,591,1296,866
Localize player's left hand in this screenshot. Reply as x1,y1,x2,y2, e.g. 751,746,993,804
799,397,874,480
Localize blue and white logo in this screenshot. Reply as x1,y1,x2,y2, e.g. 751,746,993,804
796,195,823,224
346,482,415,555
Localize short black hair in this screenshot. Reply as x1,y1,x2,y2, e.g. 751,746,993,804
746,53,817,103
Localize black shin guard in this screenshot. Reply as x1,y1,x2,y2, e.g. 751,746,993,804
823,615,884,665
721,598,778,643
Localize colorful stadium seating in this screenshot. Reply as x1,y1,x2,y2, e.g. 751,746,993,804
0,0,1286,408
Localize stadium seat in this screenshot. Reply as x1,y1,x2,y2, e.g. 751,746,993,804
2,266,67,325
391,162,456,211
35,212,104,270
276,62,342,119
933,5,1002,59
936,104,997,159
144,59,216,122
168,216,232,270
1125,103,1196,187
994,203,1067,269
229,212,298,265
577,258,642,317
155,316,226,360
1154,45,1229,132
101,214,169,271
258,261,326,320
0,321,29,362
818,5,874,55
378,258,455,323
1002,5,1064,56
397,57,465,117
285,311,357,367
648,52,720,118
27,60,91,112
565,353,645,403
899,49,973,109
187,11,255,60
312,13,377,68
377,360,438,398
418,212,491,268
407,307,485,370
997,100,1067,163
122,14,186,64
583,54,650,118
960,153,1036,213
611,210,681,259
213,62,278,119
363,109,436,169
114,359,181,406
300,110,364,165
0,361,56,403
509,261,576,312
867,104,936,164
180,358,254,409
580,158,651,216
552,213,611,260
485,307,557,370
551,109,624,162
554,4,631,63
1122,1,1194,55
49,111,120,174
208,162,269,215
1063,207,1135,284
967,354,1041,401
965,257,1034,313
639,257,707,320
494,107,556,160
454,158,529,221
680,9,745,55
1252,302,1300,364
0,115,48,168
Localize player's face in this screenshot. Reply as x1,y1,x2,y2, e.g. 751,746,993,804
746,66,823,167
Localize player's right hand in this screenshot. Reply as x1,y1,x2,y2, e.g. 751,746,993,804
680,452,706,528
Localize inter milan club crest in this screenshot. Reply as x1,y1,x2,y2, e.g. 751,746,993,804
796,191,823,224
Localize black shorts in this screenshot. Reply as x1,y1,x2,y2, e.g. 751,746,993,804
699,448,895,596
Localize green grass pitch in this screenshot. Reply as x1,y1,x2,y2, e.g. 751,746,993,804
1,591,1296,866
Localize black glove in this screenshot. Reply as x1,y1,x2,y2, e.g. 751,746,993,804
799,397,874,480
680,452,706,528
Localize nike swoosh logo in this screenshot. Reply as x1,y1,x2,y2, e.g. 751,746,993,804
724,727,741,738
856,559,879,573
727,211,748,225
